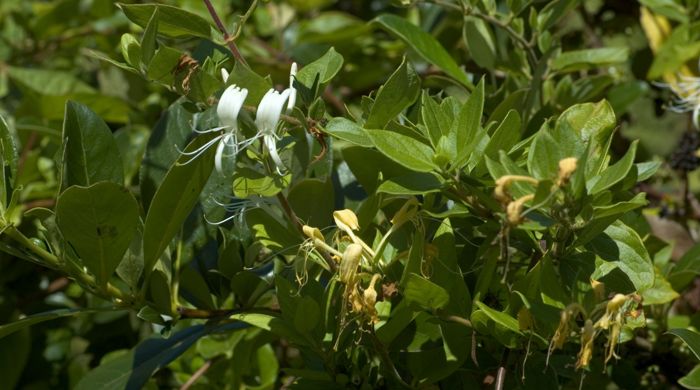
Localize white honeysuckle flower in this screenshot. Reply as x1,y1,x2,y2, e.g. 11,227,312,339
255,88,292,175
178,84,249,174
287,62,297,113
221,68,230,83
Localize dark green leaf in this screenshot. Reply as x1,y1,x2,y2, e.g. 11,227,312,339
142,134,216,275
588,221,655,291
118,3,212,38
365,58,421,129
473,301,522,334
452,78,485,166
61,101,124,188
403,273,449,310
56,182,139,285
140,101,195,210
288,179,334,227
463,16,497,69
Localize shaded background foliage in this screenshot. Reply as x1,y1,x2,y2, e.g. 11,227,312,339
2,0,700,389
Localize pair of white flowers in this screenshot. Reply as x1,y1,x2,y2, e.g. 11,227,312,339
181,63,298,175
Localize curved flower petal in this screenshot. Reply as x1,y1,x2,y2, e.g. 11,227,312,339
217,85,248,129
264,134,286,174
221,68,230,83
287,62,297,113
214,133,232,174
255,88,291,134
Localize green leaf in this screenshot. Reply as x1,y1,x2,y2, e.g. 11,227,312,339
376,172,443,195
0,308,100,340
641,268,679,305
118,3,212,38
528,101,615,180
294,296,321,333
669,328,700,361
536,0,579,32
452,78,485,166
140,101,195,210
0,115,18,207
232,167,291,198
403,273,450,310
473,301,522,334
0,325,30,390
365,129,438,172
296,47,344,88
669,242,700,291
142,134,216,275
225,63,272,106
588,220,655,292
589,141,638,194
179,267,215,310
141,7,158,66
679,365,700,389
146,46,182,83
288,179,334,227
120,33,142,68
636,161,662,181
373,14,471,88
61,101,124,188
463,16,497,69
420,92,451,147
483,109,521,160
551,48,629,72
246,208,299,254
323,117,373,147
56,182,140,285
365,57,421,129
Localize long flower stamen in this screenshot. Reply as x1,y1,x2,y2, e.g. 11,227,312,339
176,135,225,165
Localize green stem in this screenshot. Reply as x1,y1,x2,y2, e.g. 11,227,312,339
3,226,128,303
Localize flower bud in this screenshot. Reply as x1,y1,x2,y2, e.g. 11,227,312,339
303,225,324,242
334,209,360,231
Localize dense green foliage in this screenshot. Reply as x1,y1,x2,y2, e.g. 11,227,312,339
3,0,700,389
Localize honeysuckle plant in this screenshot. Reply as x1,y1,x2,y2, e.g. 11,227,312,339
4,1,700,389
